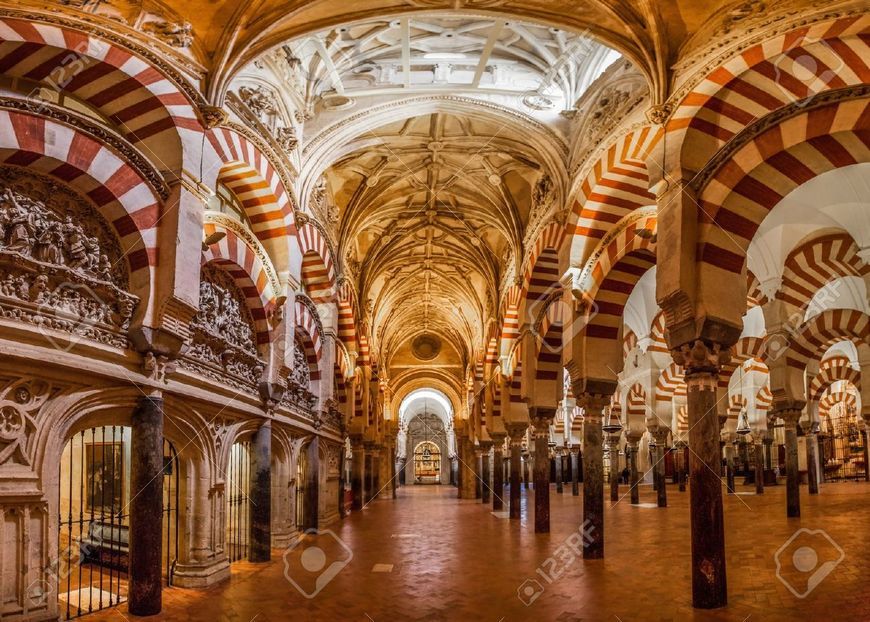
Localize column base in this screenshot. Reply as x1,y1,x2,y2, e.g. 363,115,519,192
172,558,231,588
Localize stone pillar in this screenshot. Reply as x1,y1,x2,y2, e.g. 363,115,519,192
608,434,621,503
777,409,803,518
570,447,580,496
725,441,736,494
651,428,669,507
626,435,640,504
676,342,728,609
475,448,483,499
480,442,492,504
763,434,774,471
371,444,381,500
523,453,531,489
492,437,505,510
863,426,870,482
739,439,752,485
580,394,608,559
676,443,687,492
806,430,819,495
350,437,364,510
249,421,272,562
306,437,320,529
391,443,398,499
554,449,563,494
531,411,554,533
754,437,764,495
129,395,164,616
507,425,525,519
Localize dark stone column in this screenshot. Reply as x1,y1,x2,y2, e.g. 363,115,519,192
306,437,320,529
754,439,764,495
679,345,727,609
725,441,736,494
523,454,531,489
249,421,272,562
652,428,669,508
481,443,492,504
740,439,752,485
571,448,580,496
351,437,365,510
677,443,687,492
763,435,773,470
863,427,870,482
531,412,554,533
507,425,525,519
475,449,483,499
626,436,640,504
608,433,622,503
129,395,164,616
492,438,505,511
371,445,381,500
806,432,819,495
580,395,607,560
778,409,803,518
390,443,397,499
555,449,563,494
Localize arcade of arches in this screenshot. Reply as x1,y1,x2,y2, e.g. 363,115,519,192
0,0,868,620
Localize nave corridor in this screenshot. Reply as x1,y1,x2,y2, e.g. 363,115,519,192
87,483,870,622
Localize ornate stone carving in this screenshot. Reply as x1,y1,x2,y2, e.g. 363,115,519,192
671,340,731,376
141,19,193,48
239,85,278,120
275,125,298,151
0,378,52,468
281,337,317,413
199,105,228,129
0,168,137,347
180,263,264,389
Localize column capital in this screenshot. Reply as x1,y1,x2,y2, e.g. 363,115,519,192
576,392,612,417
505,422,527,442
671,339,731,377
772,404,806,424
649,426,670,444
625,432,642,447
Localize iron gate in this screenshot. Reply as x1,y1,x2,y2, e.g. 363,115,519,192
57,427,179,620
819,409,867,482
225,441,251,562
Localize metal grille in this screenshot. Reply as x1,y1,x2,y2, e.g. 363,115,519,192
819,406,866,482
225,441,251,563
57,427,179,620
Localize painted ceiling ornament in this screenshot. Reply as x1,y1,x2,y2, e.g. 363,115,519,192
275,125,298,151
238,85,278,120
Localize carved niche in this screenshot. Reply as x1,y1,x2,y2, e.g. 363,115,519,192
282,337,317,413
181,263,264,390
0,168,137,348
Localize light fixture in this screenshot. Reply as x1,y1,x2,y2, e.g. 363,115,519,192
602,408,623,435
202,230,226,250
736,407,751,435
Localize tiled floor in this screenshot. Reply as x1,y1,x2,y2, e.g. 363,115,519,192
91,480,870,621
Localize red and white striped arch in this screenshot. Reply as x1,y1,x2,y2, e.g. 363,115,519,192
819,387,858,418
294,298,323,381
626,383,648,419
697,98,870,280
623,330,638,358
0,17,200,165
655,362,687,403
756,385,773,416
747,271,767,308
810,354,861,401
568,126,661,263
780,232,868,309
202,221,277,345
720,336,765,389
727,394,747,420
523,221,565,300
786,308,870,370
667,14,870,172
0,109,159,277
298,223,336,304
336,278,358,353
209,128,295,245
648,311,668,353
499,285,522,359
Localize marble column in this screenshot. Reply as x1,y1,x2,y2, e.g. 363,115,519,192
570,448,580,496
363,447,373,504
350,436,364,510
778,409,803,518
507,425,525,519
725,441,736,494
391,443,397,499
492,437,505,510
806,430,819,495
608,433,621,503
249,421,272,562
626,435,640,504
754,437,764,495
129,395,164,616
371,444,381,500
523,454,531,489
652,428,669,507
555,449,563,494
475,448,483,500
676,443,687,492
305,437,320,529
480,443,492,503
580,395,608,559
763,434,774,472
678,343,727,609
531,411,554,533
740,439,752,485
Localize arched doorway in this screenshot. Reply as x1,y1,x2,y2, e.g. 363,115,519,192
57,427,179,619
225,441,250,563
413,441,442,484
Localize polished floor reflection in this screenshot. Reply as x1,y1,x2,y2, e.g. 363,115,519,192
89,482,870,621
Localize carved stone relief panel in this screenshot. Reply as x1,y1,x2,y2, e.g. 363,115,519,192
180,263,264,390
0,167,137,348
282,337,317,414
